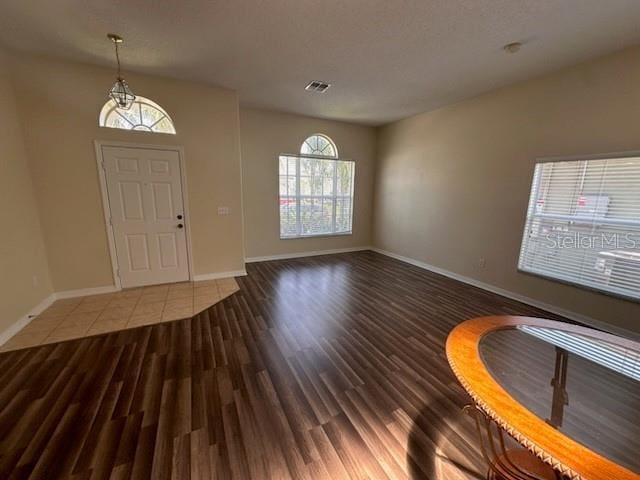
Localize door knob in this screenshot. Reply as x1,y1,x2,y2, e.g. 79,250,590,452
177,214,183,219
177,223,184,229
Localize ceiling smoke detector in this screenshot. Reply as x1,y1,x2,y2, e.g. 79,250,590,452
305,81,331,93
503,42,523,53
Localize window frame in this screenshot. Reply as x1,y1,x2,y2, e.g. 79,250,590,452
517,150,640,303
278,145,356,240
98,96,177,135
300,133,338,157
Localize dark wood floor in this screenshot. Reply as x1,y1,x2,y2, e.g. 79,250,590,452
0,251,564,479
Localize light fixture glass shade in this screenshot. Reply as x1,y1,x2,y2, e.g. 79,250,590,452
109,77,136,110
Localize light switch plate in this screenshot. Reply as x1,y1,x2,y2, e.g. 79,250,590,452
217,206,230,215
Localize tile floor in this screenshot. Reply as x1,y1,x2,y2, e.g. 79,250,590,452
1,277,239,352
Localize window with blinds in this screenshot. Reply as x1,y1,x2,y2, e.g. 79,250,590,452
279,135,355,238
518,155,640,301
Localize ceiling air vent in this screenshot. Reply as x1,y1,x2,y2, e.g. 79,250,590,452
305,81,331,93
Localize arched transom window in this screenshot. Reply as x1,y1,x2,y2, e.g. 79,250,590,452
99,96,176,134
279,134,355,238
300,134,338,157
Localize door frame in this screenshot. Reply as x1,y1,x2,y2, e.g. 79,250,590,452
94,140,195,290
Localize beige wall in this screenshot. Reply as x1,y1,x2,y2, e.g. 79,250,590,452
240,108,376,258
374,46,640,334
10,54,245,292
3,44,639,336
0,51,53,332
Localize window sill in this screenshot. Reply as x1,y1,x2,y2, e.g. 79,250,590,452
280,232,353,240
517,267,640,304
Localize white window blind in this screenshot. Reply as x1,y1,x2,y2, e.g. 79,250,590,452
518,155,640,301
279,155,355,238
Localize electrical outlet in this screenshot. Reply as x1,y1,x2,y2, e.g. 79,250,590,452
32,275,39,287
478,258,486,268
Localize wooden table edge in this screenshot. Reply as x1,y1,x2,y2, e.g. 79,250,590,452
445,315,640,480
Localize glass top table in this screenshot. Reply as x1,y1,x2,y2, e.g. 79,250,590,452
446,316,640,480
481,325,640,474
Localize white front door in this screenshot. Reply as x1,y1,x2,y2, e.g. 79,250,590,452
101,145,190,288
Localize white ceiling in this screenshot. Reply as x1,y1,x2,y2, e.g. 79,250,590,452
1,0,640,125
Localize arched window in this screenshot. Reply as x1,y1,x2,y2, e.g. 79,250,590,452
279,134,355,238
99,96,176,134
300,134,338,157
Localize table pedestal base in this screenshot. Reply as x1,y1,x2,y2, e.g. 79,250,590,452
488,448,558,480
464,404,563,480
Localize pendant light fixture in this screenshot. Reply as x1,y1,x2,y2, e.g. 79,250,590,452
107,33,136,110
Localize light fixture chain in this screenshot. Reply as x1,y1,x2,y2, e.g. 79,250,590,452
114,41,122,78
107,33,135,109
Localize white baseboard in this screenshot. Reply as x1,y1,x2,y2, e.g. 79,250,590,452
55,285,120,299
0,294,57,346
193,270,247,282
245,246,372,263
4,248,636,346
371,247,639,340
